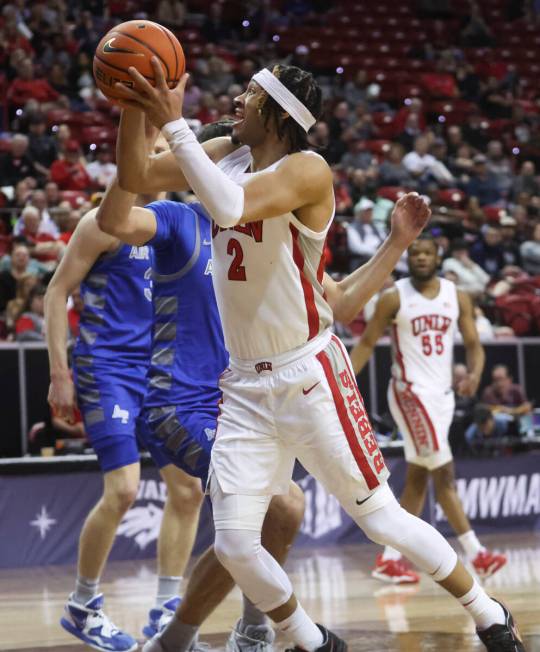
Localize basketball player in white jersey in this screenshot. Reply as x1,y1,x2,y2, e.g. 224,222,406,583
112,60,524,652
350,235,507,584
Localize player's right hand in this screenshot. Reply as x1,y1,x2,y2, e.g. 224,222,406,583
48,373,76,423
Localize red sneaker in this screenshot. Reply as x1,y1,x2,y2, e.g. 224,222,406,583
472,549,507,579
371,554,420,584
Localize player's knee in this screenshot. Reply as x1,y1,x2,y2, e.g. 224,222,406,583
103,483,138,514
214,530,259,570
359,501,410,547
406,464,430,494
432,463,455,497
166,475,204,514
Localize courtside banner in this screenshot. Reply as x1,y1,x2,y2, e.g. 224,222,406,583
0,454,539,567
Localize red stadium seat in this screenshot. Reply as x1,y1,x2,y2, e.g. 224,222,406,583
60,190,89,208
483,206,507,224
420,73,458,98
363,139,392,158
436,189,466,208
81,125,118,147
377,186,407,202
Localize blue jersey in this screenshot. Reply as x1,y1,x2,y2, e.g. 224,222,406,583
72,242,153,363
145,200,228,415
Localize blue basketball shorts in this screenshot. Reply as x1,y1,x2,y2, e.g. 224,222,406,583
72,356,169,473
140,405,216,485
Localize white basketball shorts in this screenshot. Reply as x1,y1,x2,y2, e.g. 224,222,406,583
210,330,393,517
388,379,455,470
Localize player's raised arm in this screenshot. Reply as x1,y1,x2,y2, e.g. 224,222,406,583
456,290,485,397
324,194,431,323
349,290,400,376
117,108,236,194
96,178,158,245
45,210,118,420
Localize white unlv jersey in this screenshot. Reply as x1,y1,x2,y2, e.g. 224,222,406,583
391,277,459,392
212,146,334,360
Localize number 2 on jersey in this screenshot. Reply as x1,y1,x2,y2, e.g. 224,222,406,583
421,333,444,356
227,238,246,281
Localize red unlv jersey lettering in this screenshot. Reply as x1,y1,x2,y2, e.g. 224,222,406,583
212,221,264,243
411,314,452,337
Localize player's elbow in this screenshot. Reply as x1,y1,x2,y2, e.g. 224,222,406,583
95,206,117,237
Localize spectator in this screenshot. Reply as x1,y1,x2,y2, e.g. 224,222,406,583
346,198,386,269
15,283,46,341
402,135,454,188
448,142,475,182
16,206,64,265
340,132,374,171
7,58,60,108
156,0,186,27
0,242,37,312
465,404,513,454
460,1,494,47
498,215,522,267
486,140,514,196
45,181,61,208
27,113,58,171
396,112,423,152
442,239,491,296
333,171,353,215
378,143,417,188
470,225,506,277
50,140,92,191
462,111,489,151
520,222,540,275
68,286,84,338
512,161,539,199
482,364,533,419
328,101,351,141
446,125,464,158
0,134,37,186
86,144,117,189
57,207,81,245
479,76,514,120
465,154,502,206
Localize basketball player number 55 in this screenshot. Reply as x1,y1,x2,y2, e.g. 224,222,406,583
421,333,444,356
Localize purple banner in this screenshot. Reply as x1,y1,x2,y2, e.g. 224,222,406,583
1,454,539,568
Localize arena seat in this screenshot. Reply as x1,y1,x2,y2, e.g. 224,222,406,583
377,186,407,201
59,190,89,208
436,189,467,208
81,125,118,147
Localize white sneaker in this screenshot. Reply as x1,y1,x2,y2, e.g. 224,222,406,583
226,619,275,652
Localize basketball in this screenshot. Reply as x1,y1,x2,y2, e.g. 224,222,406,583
93,20,185,101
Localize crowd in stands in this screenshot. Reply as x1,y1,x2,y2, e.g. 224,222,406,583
2,0,540,346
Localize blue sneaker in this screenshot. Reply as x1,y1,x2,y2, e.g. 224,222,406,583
60,593,138,652
143,596,182,639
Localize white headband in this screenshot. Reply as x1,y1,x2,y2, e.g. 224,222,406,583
252,68,316,133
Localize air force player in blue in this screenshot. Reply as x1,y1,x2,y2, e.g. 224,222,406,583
45,196,206,651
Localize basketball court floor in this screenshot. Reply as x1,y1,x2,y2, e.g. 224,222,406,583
1,531,538,651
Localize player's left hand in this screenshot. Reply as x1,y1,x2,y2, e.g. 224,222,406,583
457,373,479,397
114,57,188,129
389,192,431,249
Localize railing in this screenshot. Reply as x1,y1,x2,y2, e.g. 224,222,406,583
1,338,539,458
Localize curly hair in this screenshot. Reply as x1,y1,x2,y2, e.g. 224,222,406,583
259,64,322,153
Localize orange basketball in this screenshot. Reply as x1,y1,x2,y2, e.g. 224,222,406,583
93,20,185,101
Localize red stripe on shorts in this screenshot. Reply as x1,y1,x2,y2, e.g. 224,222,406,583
392,380,420,454
290,224,319,340
392,380,439,453
316,349,379,490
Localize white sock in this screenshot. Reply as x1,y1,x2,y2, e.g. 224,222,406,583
459,580,505,630
156,575,182,607
458,531,484,560
381,546,402,561
74,576,99,605
276,604,324,651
